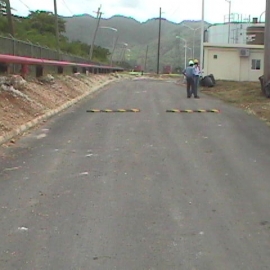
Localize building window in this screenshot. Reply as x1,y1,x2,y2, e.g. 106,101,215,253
213,55,218,59
251,59,261,70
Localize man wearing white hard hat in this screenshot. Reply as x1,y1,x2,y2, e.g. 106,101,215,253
192,59,201,98
182,60,196,98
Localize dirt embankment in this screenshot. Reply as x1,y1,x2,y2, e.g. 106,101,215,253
0,73,123,145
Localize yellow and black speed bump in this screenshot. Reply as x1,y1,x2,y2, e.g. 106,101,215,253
86,109,140,113
166,109,220,113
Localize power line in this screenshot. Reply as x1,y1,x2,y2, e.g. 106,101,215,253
165,2,180,17
168,5,181,17
17,0,31,11
61,0,73,15
80,0,92,12
165,2,182,20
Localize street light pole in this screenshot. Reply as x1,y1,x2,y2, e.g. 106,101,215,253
263,0,270,97
200,0,205,70
225,0,231,43
121,48,130,64
157,7,162,74
187,47,193,59
119,43,128,64
260,11,266,22
193,30,196,58
176,36,187,68
144,45,149,73
110,34,119,66
98,27,118,66
183,24,200,58
122,48,131,63
184,43,187,68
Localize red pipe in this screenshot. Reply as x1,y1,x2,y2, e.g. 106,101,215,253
0,54,122,70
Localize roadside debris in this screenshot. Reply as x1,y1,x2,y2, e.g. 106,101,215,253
18,227,28,232
79,172,89,176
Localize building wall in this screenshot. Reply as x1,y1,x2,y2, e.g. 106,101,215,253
204,46,264,81
206,23,265,45
207,24,248,44
204,47,240,81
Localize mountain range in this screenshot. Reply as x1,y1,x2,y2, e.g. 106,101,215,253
64,15,210,71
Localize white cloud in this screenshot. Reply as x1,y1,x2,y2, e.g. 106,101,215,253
12,0,266,23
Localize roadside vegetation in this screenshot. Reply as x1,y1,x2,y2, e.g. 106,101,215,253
0,4,110,62
201,80,270,125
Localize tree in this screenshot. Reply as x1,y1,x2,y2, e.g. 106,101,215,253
0,9,110,63
26,11,65,35
0,16,8,33
92,46,110,62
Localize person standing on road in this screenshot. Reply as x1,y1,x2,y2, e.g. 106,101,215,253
192,59,201,99
182,60,196,98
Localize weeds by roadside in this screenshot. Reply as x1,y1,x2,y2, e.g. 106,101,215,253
201,80,270,125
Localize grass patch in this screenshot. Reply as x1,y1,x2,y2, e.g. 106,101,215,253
201,80,270,124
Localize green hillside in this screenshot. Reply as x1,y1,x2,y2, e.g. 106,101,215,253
0,6,210,71
64,15,210,71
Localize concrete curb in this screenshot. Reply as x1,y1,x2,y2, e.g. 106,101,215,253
0,77,119,146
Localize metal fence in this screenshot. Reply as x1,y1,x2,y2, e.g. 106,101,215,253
0,35,100,65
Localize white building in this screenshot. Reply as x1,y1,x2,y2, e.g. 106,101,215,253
205,15,265,45
203,16,265,82
203,43,264,82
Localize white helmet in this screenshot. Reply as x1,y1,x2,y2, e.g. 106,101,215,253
188,60,194,65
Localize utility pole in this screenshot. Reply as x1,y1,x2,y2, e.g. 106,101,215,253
53,0,60,60
110,35,119,66
120,46,128,64
157,7,162,74
184,42,187,68
200,0,205,70
263,0,270,97
144,45,149,73
5,0,14,36
120,45,125,63
89,6,102,60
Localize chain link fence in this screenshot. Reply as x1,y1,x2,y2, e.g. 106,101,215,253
0,35,107,75
0,35,101,65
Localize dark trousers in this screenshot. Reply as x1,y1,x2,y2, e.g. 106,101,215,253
192,75,199,97
186,77,194,97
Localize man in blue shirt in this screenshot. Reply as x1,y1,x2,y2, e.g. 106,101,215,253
182,60,196,98
192,59,201,98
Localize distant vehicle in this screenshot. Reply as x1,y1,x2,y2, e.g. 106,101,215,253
134,65,143,72
163,65,172,74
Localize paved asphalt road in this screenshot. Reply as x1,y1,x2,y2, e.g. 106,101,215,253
1,78,270,270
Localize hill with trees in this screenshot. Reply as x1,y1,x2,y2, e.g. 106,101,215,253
0,2,210,70
0,7,110,62
64,15,210,71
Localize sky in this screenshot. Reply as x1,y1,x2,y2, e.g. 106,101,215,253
11,0,266,24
